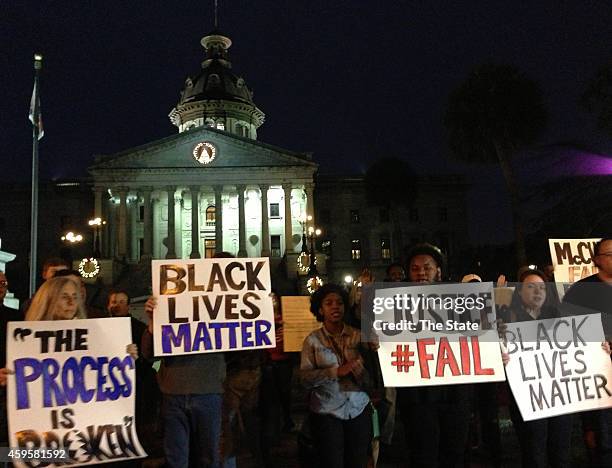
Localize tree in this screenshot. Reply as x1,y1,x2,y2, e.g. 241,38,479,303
444,63,547,266
582,62,612,136
365,157,417,262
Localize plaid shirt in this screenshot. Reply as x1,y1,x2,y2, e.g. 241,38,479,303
300,324,370,419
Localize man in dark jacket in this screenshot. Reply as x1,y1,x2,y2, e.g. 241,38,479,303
563,238,612,468
397,243,473,468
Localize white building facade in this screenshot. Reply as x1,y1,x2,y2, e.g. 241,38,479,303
90,30,317,263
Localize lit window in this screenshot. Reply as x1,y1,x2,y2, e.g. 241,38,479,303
235,123,249,138
216,121,225,131
351,239,361,260
350,210,360,223
381,238,391,259
204,239,216,258
206,206,216,226
271,235,281,257
321,240,332,257
205,118,215,127
269,203,280,218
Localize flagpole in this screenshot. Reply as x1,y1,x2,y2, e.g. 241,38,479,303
29,54,43,297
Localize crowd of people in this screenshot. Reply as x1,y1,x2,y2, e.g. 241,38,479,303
0,238,609,468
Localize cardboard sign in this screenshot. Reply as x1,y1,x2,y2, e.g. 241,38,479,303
548,238,601,298
7,318,146,467
280,296,319,352
372,282,506,387
151,258,275,356
503,313,612,421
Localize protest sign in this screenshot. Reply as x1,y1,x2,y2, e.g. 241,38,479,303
151,257,275,356
548,238,601,298
372,282,506,387
503,313,612,421
7,318,146,467
280,296,319,352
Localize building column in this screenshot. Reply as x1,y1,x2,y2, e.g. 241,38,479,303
189,186,201,259
283,183,293,254
214,185,224,253
117,187,128,259
93,187,104,257
304,183,315,225
260,184,270,257
237,185,247,257
140,187,153,258
166,186,176,259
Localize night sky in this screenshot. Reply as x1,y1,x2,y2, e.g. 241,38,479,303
2,1,611,243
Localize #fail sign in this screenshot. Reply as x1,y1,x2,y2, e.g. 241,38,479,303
7,318,146,467
503,313,612,421
151,257,275,356
372,282,506,387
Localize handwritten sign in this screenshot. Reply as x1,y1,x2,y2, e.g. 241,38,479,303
503,314,612,421
548,238,601,298
7,318,146,466
280,296,319,352
372,283,506,386
151,258,275,356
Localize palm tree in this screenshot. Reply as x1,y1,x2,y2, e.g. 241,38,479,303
444,63,547,266
364,157,417,261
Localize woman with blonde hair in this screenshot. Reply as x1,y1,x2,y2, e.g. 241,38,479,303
24,276,87,322
1,276,136,386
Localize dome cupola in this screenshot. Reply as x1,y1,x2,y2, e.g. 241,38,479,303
169,30,265,139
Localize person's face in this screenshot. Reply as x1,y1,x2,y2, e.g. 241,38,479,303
319,292,344,324
595,240,612,276
108,292,129,317
66,274,87,301
54,281,79,320
409,255,440,283
520,274,546,310
0,272,7,302
542,265,555,281
388,265,405,282
43,265,68,281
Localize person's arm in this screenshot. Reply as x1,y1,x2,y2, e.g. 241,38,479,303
141,297,156,360
300,336,338,388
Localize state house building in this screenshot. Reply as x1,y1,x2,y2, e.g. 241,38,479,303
90,31,317,269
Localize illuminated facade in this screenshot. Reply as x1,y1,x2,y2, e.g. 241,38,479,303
90,30,317,262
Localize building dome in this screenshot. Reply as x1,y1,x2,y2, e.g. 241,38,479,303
169,30,265,139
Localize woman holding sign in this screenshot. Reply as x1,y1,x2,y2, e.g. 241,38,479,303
300,283,372,468
504,269,574,468
0,277,138,384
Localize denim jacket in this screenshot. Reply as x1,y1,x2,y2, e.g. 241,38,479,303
300,324,370,419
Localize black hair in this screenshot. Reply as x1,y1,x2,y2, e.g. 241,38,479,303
309,283,349,322
510,268,558,310
106,289,131,307
385,262,405,276
406,243,445,271
594,238,612,256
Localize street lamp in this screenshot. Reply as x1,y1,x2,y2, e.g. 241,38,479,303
307,225,322,276
61,232,83,243
88,217,106,258
297,215,311,274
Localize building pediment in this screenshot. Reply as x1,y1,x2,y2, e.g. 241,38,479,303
90,126,316,172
